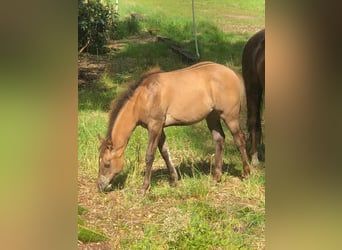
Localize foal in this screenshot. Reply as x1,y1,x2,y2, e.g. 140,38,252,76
98,62,250,193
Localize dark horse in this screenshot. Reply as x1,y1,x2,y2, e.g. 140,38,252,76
242,29,265,165
97,62,251,194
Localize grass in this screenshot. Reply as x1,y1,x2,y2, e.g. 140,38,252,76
78,0,265,249
108,0,264,70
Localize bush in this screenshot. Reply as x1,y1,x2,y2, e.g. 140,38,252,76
78,0,118,54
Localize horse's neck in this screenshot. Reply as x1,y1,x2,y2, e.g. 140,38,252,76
111,101,137,155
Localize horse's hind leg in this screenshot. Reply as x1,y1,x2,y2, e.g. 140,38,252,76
255,90,263,164
206,112,225,182
224,118,251,178
158,129,178,186
247,86,262,166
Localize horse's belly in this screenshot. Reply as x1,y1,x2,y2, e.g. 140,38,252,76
164,103,212,126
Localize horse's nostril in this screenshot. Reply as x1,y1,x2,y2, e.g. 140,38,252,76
97,175,111,192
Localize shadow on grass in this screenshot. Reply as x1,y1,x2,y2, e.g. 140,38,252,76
106,159,243,192
141,159,244,191
78,85,117,111
106,172,129,191
150,160,242,184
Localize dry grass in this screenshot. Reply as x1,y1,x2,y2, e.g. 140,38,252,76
78,161,265,249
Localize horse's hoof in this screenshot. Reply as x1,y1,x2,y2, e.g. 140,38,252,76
241,173,249,180
140,184,151,196
241,166,251,179
170,180,178,187
251,153,259,166
210,179,220,186
212,174,222,183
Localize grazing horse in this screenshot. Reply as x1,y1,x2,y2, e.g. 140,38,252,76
242,29,265,166
97,61,251,193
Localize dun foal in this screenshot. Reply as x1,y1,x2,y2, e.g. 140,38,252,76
97,62,250,193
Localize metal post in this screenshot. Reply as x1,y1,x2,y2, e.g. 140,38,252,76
192,0,200,59
115,0,119,13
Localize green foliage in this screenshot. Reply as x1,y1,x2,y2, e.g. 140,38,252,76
78,204,88,215
78,224,109,242
78,0,118,54
112,15,142,39
78,204,110,243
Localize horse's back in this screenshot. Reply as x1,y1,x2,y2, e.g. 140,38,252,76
142,62,242,125
159,62,241,103
160,62,240,90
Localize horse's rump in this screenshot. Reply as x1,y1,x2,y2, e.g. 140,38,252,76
242,29,265,89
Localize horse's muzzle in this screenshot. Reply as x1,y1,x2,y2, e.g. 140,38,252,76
97,175,112,192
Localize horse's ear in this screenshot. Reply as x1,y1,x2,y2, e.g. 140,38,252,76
97,134,105,143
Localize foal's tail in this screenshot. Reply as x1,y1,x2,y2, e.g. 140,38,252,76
236,72,247,112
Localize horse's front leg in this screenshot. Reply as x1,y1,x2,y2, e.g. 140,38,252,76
158,129,178,187
142,122,163,194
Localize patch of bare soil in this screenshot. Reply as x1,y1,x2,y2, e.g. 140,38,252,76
78,241,112,250
78,172,120,249
221,23,262,34
78,54,109,86
77,172,172,249
78,33,157,87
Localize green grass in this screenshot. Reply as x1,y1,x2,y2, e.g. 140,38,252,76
106,0,264,70
113,172,265,249
78,94,265,249
79,0,265,248
115,0,264,28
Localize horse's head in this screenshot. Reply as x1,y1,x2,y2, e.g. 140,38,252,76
97,134,123,192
